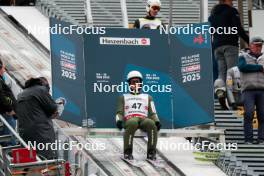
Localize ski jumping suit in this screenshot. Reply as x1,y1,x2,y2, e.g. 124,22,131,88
116,93,159,153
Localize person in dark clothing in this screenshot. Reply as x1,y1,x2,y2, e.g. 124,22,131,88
0,0,13,5
209,0,249,110
209,0,249,53
0,59,17,146
16,77,59,159
209,0,249,81
0,0,35,5
15,0,35,6
134,0,163,29
238,37,264,144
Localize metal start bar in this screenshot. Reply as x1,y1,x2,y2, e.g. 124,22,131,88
62,128,226,143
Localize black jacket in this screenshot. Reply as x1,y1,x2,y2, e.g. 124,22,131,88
0,76,17,114
209,4,249,49
16,85,57,143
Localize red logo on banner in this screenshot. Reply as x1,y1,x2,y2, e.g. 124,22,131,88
194,34,204,44
141,38,148,45
61,61,76,70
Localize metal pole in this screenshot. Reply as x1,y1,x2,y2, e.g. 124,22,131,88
169,0,172,27
238,0,244,25
200,0,208,22
171,96,174,129
120,0,129,28
85,0,94,26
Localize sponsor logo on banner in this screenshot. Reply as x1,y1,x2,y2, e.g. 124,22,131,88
181,64,200,73
60,61,76,70
100,37,150,46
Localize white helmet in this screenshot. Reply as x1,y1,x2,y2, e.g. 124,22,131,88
146,0,161,12
127,71,143,81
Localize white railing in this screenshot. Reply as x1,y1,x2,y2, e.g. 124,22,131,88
53,121,108,176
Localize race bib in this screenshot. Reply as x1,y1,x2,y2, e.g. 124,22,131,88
139,18,162,29
124,94,149,120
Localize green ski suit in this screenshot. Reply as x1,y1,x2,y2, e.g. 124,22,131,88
116,93,159,153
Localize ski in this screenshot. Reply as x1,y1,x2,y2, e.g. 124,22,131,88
194,157,218,162
121,157,145,168
193,151,220,162
146,159,165,168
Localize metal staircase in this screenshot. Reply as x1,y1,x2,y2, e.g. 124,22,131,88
35,0,85,25
214,102,264,176
90,0,123,27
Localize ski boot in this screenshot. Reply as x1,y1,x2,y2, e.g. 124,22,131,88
124,148,134,160
147,149,157,160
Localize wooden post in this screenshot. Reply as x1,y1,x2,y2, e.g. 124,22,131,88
248,0,253,28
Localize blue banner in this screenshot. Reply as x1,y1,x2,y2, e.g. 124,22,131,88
50,18,214,128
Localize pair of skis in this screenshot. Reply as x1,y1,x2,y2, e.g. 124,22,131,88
121,157,165,168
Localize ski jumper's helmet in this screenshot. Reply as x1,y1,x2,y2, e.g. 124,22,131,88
146,0,161,12
127,71,143,82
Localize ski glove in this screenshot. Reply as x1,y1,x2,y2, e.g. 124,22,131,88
116,120,123,130
55,97,66,116
155,121,161,131
4,96,13,106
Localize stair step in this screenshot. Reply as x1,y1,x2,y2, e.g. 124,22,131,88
0,135,13,143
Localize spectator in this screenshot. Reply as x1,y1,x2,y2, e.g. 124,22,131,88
134,0,163,29
238,36,264,144
0,0,35,5
209,0,249,83
15,77,62,159
0,0,14,5
16,0,35,6
0,59,17,146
